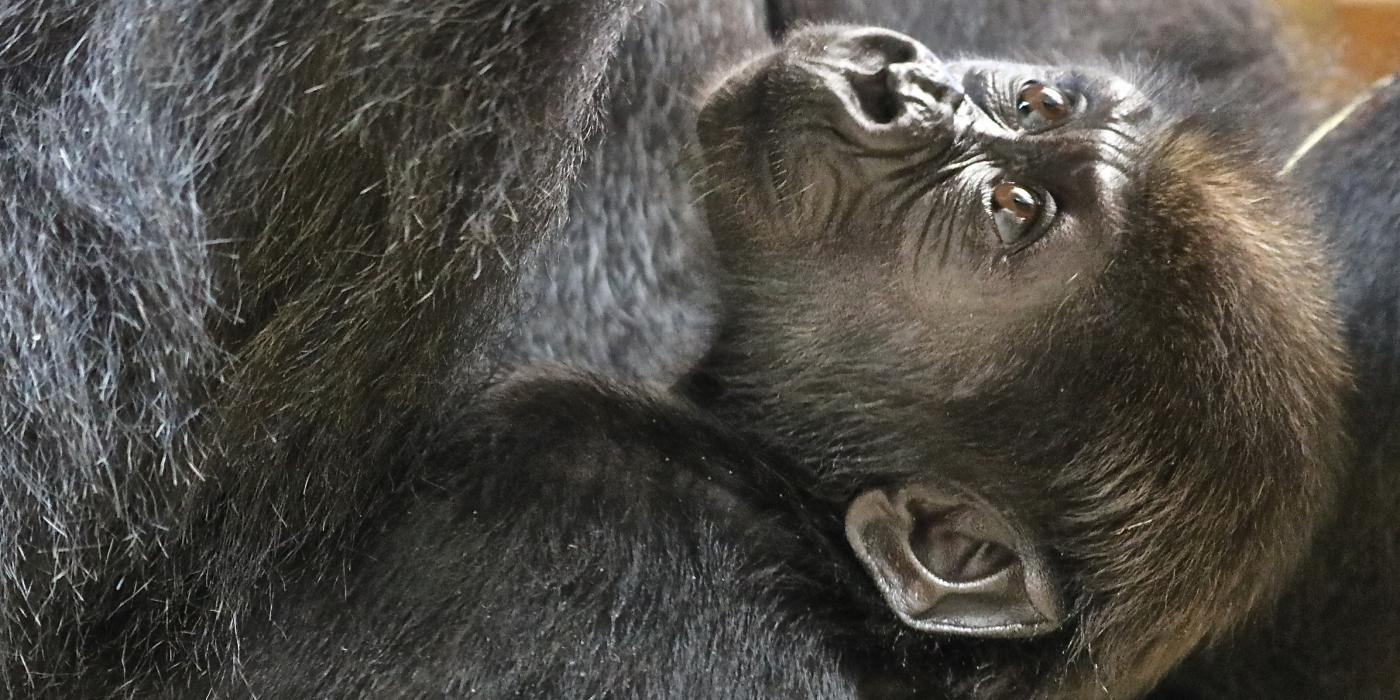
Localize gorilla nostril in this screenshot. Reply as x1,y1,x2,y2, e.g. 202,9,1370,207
887,63,964,110
851,68,899,124
853,32,920,66
810,29,960,128
824,28,928,72
922,78,962,107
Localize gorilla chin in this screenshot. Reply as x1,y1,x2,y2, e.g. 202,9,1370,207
695,24,1347,696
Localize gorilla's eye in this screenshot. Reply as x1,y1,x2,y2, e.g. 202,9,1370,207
990,182,1051,247
1015,82,1074,131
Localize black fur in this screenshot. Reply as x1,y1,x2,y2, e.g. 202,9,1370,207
2,0,641,693
234,370,856,697
1160,75,1400,700
510,0,771,382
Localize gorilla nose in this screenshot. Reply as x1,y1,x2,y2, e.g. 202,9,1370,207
812,28,962,126
881,62,964,118
819,27,929,72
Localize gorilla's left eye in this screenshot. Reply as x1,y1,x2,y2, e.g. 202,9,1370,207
990,182,1054,248
1016,81,1075,131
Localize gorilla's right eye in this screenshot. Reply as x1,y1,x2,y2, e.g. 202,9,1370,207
990,182,1052,248
1015,81,1075,131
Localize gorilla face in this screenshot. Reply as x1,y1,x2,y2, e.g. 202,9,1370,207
699,27,1157,338
697,25,1347,695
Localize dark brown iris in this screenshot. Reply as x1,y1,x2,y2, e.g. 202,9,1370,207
990,182,1042,245
992,182,1038,217
1016,82,1072,130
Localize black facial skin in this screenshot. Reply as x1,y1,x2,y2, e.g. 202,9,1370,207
697,25,1347,696
703,30,1145,291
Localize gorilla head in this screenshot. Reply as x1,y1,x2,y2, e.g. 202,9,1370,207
696,25,1348,696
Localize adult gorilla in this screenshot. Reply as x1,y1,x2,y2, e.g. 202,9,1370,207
1,0,644,693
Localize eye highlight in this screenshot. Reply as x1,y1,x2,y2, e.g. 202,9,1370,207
1015,81,1075,131
989,182,1054,249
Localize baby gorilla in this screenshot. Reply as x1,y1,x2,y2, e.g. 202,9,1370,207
687,25,1348,696
470,24,1348,699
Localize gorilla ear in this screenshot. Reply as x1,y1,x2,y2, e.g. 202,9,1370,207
845,482,1064,638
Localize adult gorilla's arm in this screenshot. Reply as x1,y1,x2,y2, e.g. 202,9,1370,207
219,3,854,691
1161,75,1400,699
0,0,641,693
235,372,855,697
514,0,773,382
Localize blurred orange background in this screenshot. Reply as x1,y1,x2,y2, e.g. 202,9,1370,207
1279,0,1400,83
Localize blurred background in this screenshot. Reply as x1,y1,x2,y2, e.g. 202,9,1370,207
1279,0,1400,84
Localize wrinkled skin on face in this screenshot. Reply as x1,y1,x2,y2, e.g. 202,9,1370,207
702,27,1153,335
697,25,1348,697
